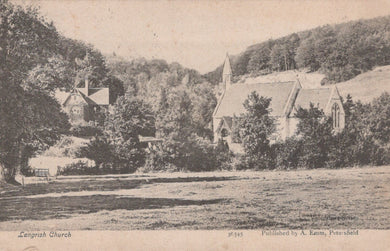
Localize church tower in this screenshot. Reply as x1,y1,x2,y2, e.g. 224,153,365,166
222,53,232,90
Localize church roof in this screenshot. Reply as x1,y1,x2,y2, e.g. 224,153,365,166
213,81,296,118
293,88,332,112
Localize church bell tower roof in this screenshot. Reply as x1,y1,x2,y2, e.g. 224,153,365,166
223,53,232,76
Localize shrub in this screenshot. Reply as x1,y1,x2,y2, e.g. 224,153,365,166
182,136,218,172
70,125,103,137
57,161,98,176
142,135,232,172
274,137,303,169
233,155,252,170
214,139,235,170
142,145,175,172
77,136,114,167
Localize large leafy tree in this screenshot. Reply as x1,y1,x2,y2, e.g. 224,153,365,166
25,55,75,92
327,93,390,167
295,104,333,168
369,92,390,144
104,95,155,173
155,88,194,169
0,1,70,183
189,82,217,140
239,92,276,169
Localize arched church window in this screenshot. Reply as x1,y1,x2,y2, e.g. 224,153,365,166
332,103,340,129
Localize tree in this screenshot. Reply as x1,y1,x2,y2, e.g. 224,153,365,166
232,51,251,76
74,50,108,87
24,55,75,92
295,38,320,71
270,44,285,71
0,2,71,183
247,45,271,74
77,136,113,168
295,104,333,168
369,92,390,144
0,2,59,83
104,95,155,173
155,88,194,169
239,92,276,169
190,82,217,139
327,93,390,167
103,75,125,104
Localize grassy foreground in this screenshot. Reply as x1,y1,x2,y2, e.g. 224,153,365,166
0,166,389,230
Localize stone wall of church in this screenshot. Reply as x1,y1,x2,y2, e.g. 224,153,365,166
286,117,299,138
213,117,222,143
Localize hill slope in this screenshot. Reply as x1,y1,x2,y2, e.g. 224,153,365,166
336,65,390,103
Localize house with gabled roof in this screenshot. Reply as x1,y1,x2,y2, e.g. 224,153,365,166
213,54,345,152
62,78,110,126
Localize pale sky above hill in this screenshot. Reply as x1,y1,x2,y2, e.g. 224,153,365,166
12,0,390,73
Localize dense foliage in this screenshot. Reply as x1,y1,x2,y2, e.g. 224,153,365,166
103,56,220,172
238,92,276,169
205,16,390,84
0,2,71,182
272,92,390,170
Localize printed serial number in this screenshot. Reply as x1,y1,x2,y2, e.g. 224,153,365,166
228,232,243,238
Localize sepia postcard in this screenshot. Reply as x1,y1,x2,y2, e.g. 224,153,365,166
0,0,389,250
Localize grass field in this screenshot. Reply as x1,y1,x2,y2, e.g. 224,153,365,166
0,166,389,230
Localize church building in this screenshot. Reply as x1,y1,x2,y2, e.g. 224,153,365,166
213,54,345,152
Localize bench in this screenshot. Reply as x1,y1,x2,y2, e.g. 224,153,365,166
34,168,49,177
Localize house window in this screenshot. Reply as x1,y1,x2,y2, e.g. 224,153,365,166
220,128,229,138
71,107,81,115
332,103,340,129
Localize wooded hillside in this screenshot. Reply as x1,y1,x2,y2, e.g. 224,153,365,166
205,16,390,85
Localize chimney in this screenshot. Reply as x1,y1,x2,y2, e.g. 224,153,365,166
85,77,89,96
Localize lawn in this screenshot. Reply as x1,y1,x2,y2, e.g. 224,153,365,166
0,166,389,230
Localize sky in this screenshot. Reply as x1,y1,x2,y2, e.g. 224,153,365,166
13,0,390,73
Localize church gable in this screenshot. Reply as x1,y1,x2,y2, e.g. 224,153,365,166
292,88,332,114
291,86,344,117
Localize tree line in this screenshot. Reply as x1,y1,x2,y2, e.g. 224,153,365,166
77,89,390,175
205,16,390,85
